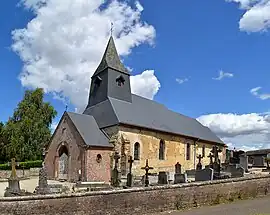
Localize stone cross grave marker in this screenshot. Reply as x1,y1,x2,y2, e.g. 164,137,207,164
211,145,222,163
111,152,121,187
196,154,203,170
211,146,222,175
174,162,187,184
9,158,19,179
5,158,21,195
126,156,134,187
141,159,153,187
207,153,214,168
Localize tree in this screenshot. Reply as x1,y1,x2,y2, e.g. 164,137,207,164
0,122,8,163
4,88,57,161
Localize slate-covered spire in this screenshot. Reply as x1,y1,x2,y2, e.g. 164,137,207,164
93,36,129,77
85,36,132,108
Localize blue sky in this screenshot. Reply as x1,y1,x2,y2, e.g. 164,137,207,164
1,0,270,150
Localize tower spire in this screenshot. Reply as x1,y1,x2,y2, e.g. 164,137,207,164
110,22,114,37
93,36,129,77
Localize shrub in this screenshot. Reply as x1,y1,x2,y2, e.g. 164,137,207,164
0,160,42,170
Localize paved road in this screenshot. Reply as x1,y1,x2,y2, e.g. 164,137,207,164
156,196,270,215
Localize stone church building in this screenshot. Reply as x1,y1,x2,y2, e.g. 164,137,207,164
45,36,227,183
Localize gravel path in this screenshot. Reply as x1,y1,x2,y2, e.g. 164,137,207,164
0,177,74,196
0,177,39,196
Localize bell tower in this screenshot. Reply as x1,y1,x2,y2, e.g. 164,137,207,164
86,36,132,108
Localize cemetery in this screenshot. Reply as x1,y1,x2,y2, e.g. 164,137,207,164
0,144,270,215
0,145,269,196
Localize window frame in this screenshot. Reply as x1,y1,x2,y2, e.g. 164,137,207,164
159,139,165,160
134,142,140,160
186,142,191,160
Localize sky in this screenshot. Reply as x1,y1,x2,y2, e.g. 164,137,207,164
1,0,270,151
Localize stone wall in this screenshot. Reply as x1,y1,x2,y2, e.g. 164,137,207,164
0,168,40,179
85,148,112,183
118,125,226,176
44,113,85,182
0,175,269,215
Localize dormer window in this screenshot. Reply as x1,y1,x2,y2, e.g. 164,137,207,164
94,76,102,87
116,75,125,87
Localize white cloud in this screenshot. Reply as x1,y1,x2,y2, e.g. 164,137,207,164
135,1,144,12
212,70,234,80
250,86,270,100
197,112,270,151
12,0,158,112
226,0,270,32
130,70,160,100
176,78,188,84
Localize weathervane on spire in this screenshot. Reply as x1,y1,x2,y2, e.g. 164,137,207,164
110,22,114,36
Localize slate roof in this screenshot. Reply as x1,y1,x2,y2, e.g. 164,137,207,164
246,149,270,156
67,112,113,148
84,95,224,145
93,36,129,76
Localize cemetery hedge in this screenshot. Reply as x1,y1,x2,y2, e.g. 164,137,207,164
0,160,42,170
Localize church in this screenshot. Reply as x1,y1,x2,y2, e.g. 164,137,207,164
44,36,227,183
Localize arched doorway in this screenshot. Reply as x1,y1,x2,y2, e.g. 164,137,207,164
58,144,69,181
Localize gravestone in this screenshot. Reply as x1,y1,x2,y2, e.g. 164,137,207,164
174,162,184,184
225,164,244,178
239,153,248,173
168,172,174,184
207,153,214,169
4,158,21,197
253,156,265,167
196,154,203,170
158,172,168,184
141,159,153,187
35,164,51,195
211,146,222,177
126,156,134,187
186,169,196,178
148,175,158,184
174,173,187,184
111,152,121,187
195,168,214,182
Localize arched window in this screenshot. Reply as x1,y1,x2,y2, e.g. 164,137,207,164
186,143,191,160
134,142,140,160
202,145,206,157
159,140,165,160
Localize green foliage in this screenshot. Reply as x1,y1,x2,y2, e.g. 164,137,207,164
0,122,8,163
0,160,43,170
0,88,57,162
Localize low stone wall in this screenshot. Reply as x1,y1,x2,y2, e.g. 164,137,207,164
0,168,40,179
0,175,270,215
